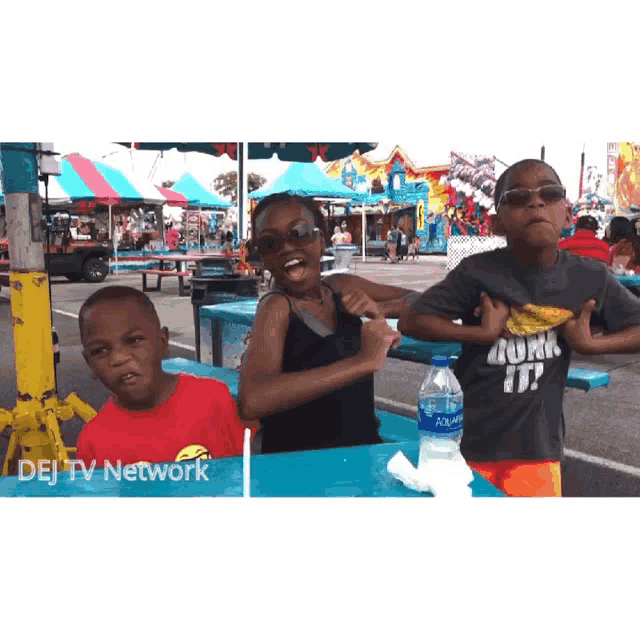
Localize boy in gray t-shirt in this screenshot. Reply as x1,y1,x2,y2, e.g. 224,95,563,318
399,159,640,496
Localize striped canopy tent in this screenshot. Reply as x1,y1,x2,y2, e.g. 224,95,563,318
55,153,180,240
114,142,377,239
60,153,170,207
38,173,73,206
168,173,232,239
155,186,190,227
156,186,190,207
170,173,232,209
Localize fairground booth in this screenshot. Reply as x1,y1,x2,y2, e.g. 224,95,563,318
325,147,498,255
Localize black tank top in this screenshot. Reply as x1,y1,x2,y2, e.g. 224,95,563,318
259,285,382,454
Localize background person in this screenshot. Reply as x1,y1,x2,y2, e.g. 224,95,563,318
396,224,403,260
340,221,352,244
400,229,408,259
558,215,610,263
222,229,235,253
408,235,420,261
331,225,343,246
607,216,638,271
387,224,398,262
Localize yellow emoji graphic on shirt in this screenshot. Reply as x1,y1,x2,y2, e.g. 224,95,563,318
175,444,212,461
506,304,574,336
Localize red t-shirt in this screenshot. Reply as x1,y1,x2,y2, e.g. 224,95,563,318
76,374,244,467
558,230,610,263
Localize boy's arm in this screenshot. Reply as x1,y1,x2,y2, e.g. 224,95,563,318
562,299,640,355
562,271,640,354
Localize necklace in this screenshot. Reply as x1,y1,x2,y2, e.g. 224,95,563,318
277,283,327,306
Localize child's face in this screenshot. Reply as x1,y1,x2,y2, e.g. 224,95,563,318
82,298,169,408
496,163,572,248
255,202,324,292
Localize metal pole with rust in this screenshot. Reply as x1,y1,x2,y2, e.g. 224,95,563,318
0,143,96,476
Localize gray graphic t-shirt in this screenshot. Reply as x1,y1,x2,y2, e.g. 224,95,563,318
411,248,640,461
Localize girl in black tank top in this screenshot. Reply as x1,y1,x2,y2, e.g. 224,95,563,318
259,282,381,453
239,194,411,455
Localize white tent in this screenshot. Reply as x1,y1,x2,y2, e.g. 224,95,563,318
116,168,167,206
38,176,72,206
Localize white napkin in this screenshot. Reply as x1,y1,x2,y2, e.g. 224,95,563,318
387,451,473,498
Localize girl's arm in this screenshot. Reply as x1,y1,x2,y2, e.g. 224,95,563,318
324,273,415,318
237,294,399,421
398,293,510,345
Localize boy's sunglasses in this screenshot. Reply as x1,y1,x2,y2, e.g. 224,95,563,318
256,222,321,255
499,184,566,208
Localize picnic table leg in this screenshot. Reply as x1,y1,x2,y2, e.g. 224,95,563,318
178,275,190,297
194,304,201,362
212,318,223,367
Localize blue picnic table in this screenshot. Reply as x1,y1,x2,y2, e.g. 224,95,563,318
617,273,640,288
198,299,610,391
199,298,461,369
0,440,503,497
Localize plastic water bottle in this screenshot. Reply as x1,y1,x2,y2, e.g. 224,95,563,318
417,355,464,466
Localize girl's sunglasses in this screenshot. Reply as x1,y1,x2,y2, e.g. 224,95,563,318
256,222,321,255
499,184,566,208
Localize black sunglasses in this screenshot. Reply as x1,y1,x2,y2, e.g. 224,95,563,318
256,222,321,255
499,184,566,208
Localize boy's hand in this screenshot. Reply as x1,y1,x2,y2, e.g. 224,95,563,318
358,318,402,371
559,299,598,353
476,293,511,341
342,290,383,319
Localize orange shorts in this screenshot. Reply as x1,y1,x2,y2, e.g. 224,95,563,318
468,459,562,497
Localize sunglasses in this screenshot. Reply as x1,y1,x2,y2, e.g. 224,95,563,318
256,222,321,255
499,184,566,208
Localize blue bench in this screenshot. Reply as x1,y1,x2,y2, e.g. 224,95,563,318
162,357,417,443
565,367,610,391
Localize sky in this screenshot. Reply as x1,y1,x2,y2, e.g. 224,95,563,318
51,140,611,204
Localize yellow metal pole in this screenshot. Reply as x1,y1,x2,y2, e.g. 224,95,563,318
1,143,97,477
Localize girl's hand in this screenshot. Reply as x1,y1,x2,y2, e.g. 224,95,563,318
358,319,402,371
476,293,511,341
342,289,383,319
559,299,598,353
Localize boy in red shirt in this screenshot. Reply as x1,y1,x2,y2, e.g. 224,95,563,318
76,286,245,467
558,215,609,263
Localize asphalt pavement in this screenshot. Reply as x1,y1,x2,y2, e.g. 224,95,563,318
1,254,640,496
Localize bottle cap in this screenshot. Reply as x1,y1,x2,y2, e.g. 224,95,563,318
431,355,450,367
